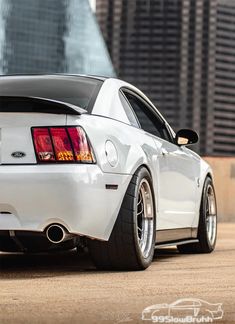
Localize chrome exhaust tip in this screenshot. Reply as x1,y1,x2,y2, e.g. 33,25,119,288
46,224,71,244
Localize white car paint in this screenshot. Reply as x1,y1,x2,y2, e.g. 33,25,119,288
0,75,213,242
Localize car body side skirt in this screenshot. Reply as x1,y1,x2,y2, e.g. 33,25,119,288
156,227,198,244
156,239,199,248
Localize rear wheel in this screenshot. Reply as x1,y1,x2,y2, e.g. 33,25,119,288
178,177,217,254
88,167,156,270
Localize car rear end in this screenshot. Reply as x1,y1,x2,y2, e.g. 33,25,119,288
0,75,130,252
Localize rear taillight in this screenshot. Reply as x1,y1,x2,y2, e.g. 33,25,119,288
32,127,95,164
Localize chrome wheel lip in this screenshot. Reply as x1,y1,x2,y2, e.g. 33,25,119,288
136,178,154,258
206,184,217,246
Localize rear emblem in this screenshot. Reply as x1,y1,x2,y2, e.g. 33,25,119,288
11,151,26,158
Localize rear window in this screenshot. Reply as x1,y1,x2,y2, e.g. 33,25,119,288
0,76,102,112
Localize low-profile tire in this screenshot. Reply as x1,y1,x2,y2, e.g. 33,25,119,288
88,167,156,271
178,177,217,254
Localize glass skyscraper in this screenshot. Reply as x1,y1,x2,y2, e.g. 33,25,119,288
0,0,115,77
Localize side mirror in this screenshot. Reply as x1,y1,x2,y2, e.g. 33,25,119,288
175,129,199,146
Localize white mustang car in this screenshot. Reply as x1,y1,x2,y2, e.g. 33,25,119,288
0,74,217,270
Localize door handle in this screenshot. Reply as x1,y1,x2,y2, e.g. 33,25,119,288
161,148,169,156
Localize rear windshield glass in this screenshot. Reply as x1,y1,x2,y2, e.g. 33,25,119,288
0,76,102,111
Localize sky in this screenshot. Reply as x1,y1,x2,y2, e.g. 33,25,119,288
89,0,96,12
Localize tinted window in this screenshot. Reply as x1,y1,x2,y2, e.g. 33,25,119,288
0,76,102,111
119,91,140,128
124,91,170,140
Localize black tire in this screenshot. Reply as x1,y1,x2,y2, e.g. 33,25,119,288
178,177,217,254
88,167,156,270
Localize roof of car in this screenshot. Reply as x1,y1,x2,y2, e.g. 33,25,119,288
0,73,109,82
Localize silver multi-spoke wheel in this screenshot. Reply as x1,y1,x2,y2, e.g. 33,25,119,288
206,184,217,246
137,178,154,258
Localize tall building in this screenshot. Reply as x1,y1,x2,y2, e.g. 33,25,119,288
213,0,235,155
96,0,235,156
0,0,114,77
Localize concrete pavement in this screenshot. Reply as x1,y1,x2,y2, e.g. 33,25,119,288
0,223,234,324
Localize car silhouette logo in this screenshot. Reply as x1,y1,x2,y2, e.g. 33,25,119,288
142,298,223,322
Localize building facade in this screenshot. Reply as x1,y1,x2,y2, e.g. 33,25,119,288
213,0,235,155
0,0,114,77
96,0,235,156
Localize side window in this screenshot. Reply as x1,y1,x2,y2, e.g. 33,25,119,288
119,91,140,128
123,91,171,141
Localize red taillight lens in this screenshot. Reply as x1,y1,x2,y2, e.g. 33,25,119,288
32,127,95,164
67,127,94,163
32,128,55,162
50,128,74,161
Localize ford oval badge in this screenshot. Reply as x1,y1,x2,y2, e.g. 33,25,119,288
11,151,26,158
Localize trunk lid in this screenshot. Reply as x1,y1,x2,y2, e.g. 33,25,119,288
0,96,84,165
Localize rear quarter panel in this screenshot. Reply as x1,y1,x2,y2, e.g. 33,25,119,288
67,114,161,221
67,114,160,177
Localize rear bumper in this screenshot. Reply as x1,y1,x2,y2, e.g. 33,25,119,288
0,165,131,240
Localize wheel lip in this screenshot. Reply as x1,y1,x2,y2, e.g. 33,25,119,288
136,178,154,259
205,183,217,247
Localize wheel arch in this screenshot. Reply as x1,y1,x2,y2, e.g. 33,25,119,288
135,163,153,181
193,164,215,229
127,163,157,221
206,172,213,180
